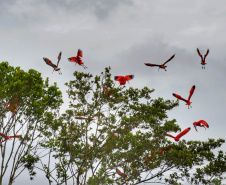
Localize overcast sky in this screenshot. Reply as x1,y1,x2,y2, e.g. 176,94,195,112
1,0,226,184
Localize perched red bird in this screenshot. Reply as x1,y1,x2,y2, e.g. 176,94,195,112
145,156,153,163
68,49,87,69
75,116,94,120
43,51,62,74
145,54,175,71
5,98,18,113
116,168,128,180
166,127,191,142
103,85,111,97
173,85,195,109
145,146,172,163
197,48,209,69
193,120,209,132
114,75,134,85
0,133,21,142
6,102,17,113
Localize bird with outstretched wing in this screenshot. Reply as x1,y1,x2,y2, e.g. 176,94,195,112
145,54,175,71
173,85,195,109
197,48,209,69
43,51,62,74
114,75,134,85
166,127,191,142
68,49,87,69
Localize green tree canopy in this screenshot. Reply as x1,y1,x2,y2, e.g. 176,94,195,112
0,62,63,185
40,67,225,185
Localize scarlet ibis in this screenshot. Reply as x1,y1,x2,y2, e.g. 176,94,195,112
5,98,18,113
43,51,62,74
145,54,175,71
166,127,191,142
197,48,209,69
6,102,17,113
173,85,195,109
145,156,153,163
116,168,128,180
0,133,21,142
75,116,94,120
193,120,209,132
114,75,134,85
103,85,111,97
145,146,172,163
68,49,87,69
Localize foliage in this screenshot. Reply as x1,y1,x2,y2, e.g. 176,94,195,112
1,63,225,184
41,67,225,185
0,62,63,185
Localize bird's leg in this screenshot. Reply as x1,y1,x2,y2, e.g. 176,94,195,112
82,65,87,69
52,69,54,74
158,68,160,72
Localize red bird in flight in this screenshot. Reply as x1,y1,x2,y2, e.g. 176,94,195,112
193,120,209,132
173,85,195,109
197,48,209,69
114,75,134,85
43,51,62,74
145,54,175,71
166,127,191,142
68,49,87,69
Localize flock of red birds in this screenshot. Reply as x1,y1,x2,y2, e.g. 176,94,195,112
0,48,210,181
56,48,209,180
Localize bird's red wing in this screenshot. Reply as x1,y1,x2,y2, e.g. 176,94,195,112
77,61,84,65
197,48,203,60
188,85,195,102
204,49,209,60
68,57,78,63
145,63,161,67
57,51,62,67
198,120,209,128
125,75,134,81
114,76,124,82
43,58,57,68
163,54,175,65
166,134,175,139
172,93,188,103
176,127,190,139
77,49,83,58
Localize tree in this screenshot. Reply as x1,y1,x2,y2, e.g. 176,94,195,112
0,62,63,185
41,67,225,185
